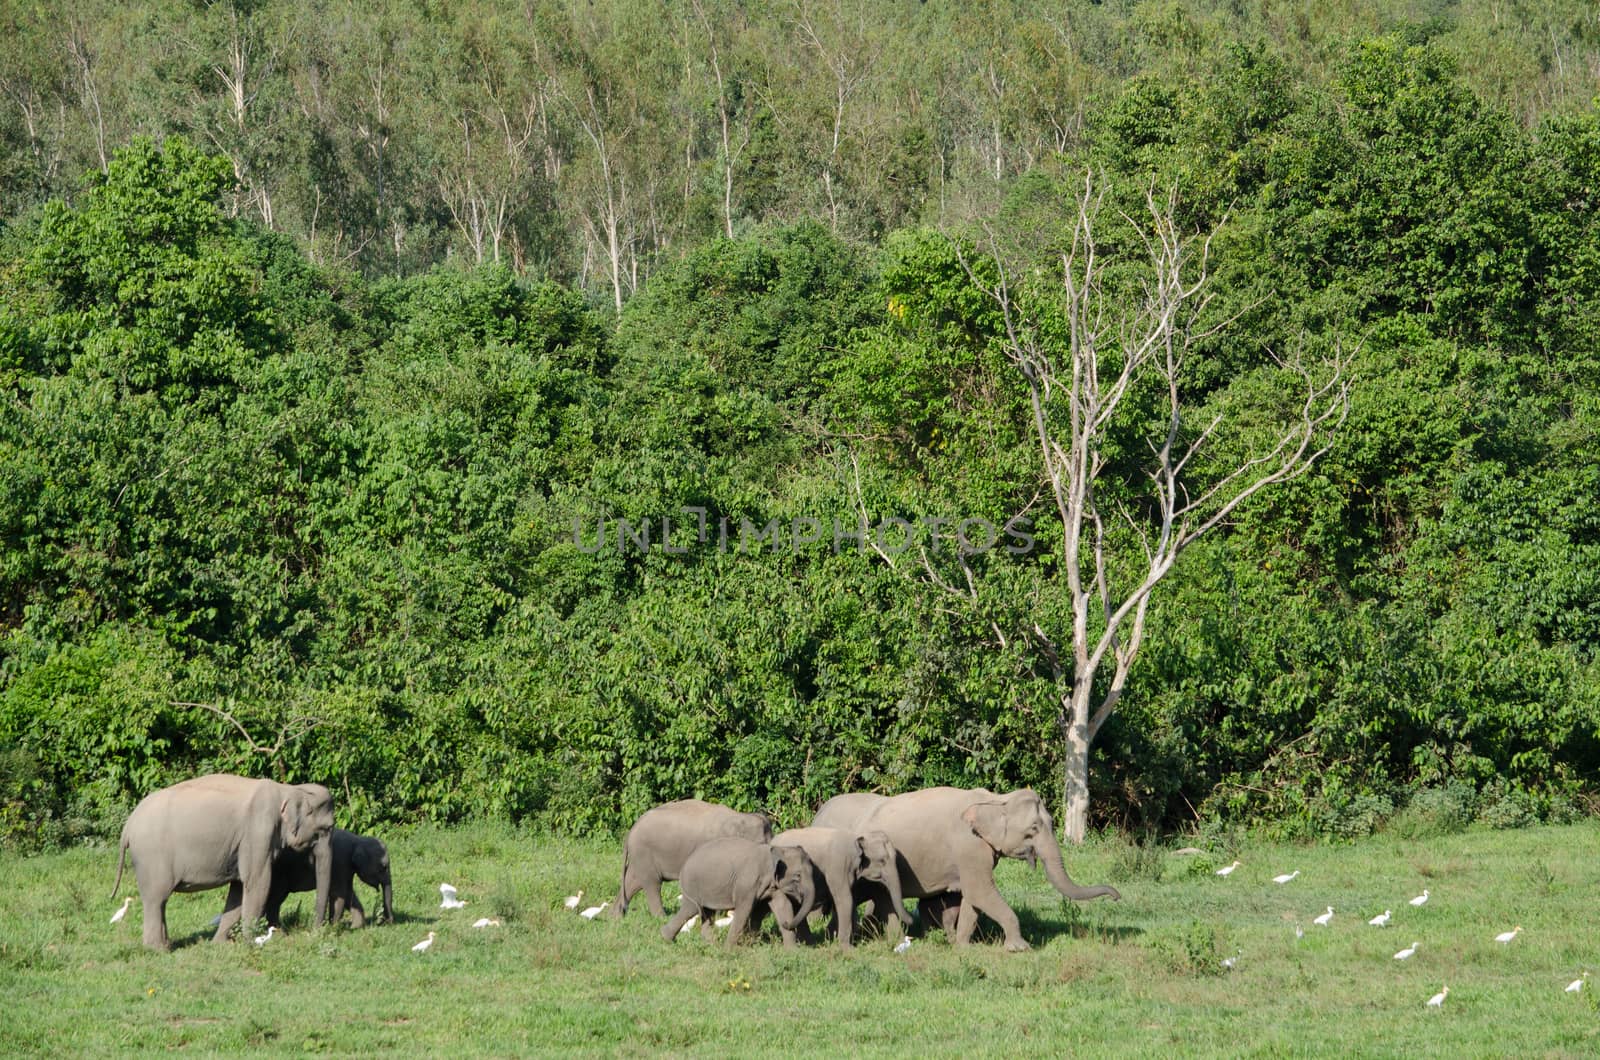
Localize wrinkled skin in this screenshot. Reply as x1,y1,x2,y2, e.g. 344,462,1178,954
111,774,335,950
662,839,815,948
615,799,771,918
816,787,1120,952
220,828,393,929
769,827,913,949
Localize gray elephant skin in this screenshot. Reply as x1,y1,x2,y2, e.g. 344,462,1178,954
661,838,816,948
615,799,771,917
769,826,913,949
111,773,335,950
812,786,1119,951
218,828,393,929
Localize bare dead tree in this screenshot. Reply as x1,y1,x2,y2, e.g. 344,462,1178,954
963,172,1350,841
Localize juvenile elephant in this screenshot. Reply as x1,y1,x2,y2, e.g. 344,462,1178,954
111,774,335,950
812,786,1119,952
769,826,913,949
218,828,393,929
614,799,771,918
662,838,815,948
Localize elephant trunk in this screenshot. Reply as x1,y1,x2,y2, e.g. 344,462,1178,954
881,865,916,931
1038,830,1121,902
311,833,333,926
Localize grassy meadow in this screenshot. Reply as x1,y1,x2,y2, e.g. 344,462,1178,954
1,822,1597,1057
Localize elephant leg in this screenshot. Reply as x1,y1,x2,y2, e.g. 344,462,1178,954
662,900,700,942
143,892,171,951
620,863,666,918
823,870,855,950
347,890,366,929
215,882,244,941
955,877,1027,951
236,883,270,940
700,912,719,943
724,900,755,949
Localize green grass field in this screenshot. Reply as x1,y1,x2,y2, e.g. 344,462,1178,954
2,822,1596,1057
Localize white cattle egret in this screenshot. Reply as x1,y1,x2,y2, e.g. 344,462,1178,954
1216,861,1241,877
1368,910,1392,928
1295,926,1304,940
579,900,610,920
253,926,277,946
1426,985,1448,1009
110,897,133,924
563,890,584,911
894,935,912,954
714,913,734,929
1221,951,1240,970
440,883,467,909
471,917,501,928
1394,942,1419,961
678,914,700,935
1409,890,1430,907
1565,972,1588,994
412,931,435,953
1313,907,1334,926
1272,870,1300,884
1494,925,1522,944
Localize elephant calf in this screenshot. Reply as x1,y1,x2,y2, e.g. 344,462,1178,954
662,838,815,948
770,827,913,950
219,828,394,930
615,799,772,918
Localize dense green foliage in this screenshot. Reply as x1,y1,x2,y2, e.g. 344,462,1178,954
3,2,1600,843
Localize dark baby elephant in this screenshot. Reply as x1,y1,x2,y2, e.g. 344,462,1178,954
219,828,393,929
111,774,335,950
615,799,772,918
662,838,816,948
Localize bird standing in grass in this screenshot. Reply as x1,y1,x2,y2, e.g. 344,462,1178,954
439,883,466,910
1368,910,1392,928
563,890,584,911
1565,973,1588,994
1409,890,1429,907
579,900,610,920
894,935,912,954
1314,907,1334,926
1494,925,1522,944
1272,870,1300,884
1426,986,1448,1009
713,913,734,928
1394,942,1419,961
1216,861,1240,877
412,931,435,953
472,917,501,928
110,897,132,925
254,926,277,946
677,914,700,935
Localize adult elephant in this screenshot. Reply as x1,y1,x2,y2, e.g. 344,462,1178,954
219,828,393,929
813,786,1119,952
769,826,913,949
614,799,771,918
111,774,335,950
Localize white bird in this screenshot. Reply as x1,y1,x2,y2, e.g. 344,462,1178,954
1426,985,1448,1009
471,917,500,928
1494,925,1522,944
713,913,734,929
1369,910,1392,928
563,890,584,911
412,931,435,953
1565,972,1588,994
1409,890,1430,907
677,914,700,936
1394,941,1419,961
439,883,467,910
894,935,912,954
1215,860,1241,877
253,926,277,946
579,900,610,920
110,897,132,925
1272,870,1300,884
1313,907,1334,926
1221,951,1240,970
1295,925,1304,940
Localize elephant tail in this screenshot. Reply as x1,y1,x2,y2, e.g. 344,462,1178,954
111,837,129,899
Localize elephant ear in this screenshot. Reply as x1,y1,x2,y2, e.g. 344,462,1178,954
770,845,786,882
854,836,871,873
962,800,1011,852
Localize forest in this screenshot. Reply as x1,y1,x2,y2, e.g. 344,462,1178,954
2,0,1599,847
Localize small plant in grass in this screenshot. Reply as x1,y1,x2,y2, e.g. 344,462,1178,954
1152,920,1227,977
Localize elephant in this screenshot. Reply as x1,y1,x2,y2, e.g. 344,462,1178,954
768,826,913,949
661,838,816,948
217,828,393,929
811,786,1120,952
111,773,335,950
614,799,772,918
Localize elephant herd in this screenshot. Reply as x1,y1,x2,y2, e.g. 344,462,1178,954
111,774,1118,954
617,786,1121,951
